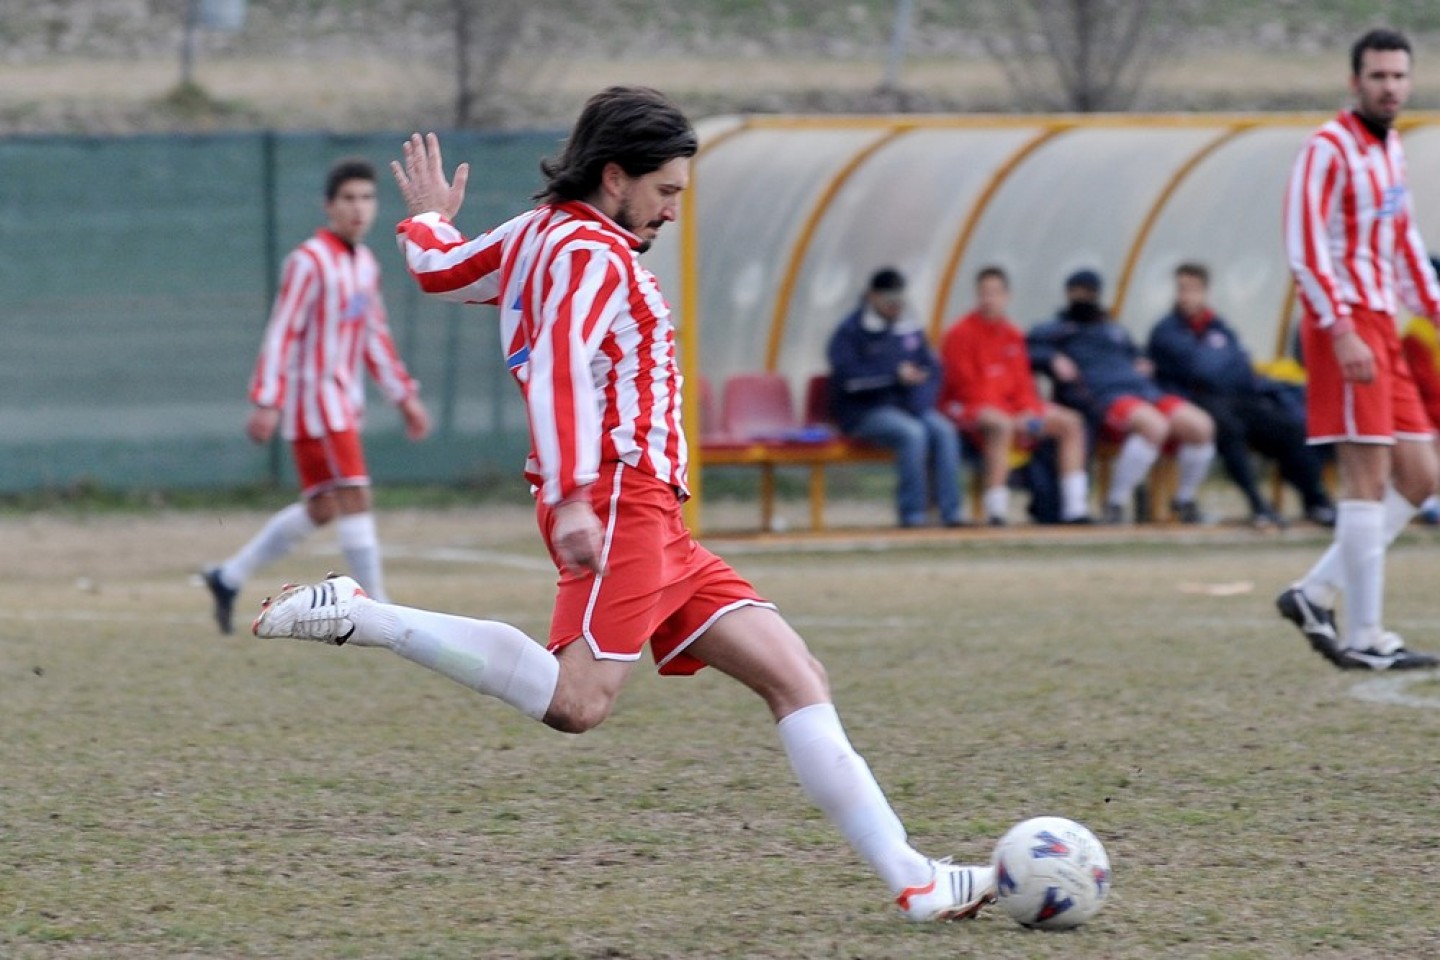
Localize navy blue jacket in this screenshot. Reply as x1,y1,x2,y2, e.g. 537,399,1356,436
1148,307,1307,421
1147,308,1260,397
1026,305,1161,420
826,304,940,433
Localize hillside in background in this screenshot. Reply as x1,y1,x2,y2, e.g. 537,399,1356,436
2,1,1439,133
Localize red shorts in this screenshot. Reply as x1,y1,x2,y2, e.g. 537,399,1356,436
292,430,369,497
538,462,772,676
1102,394,1186,440
1301,307,1434,444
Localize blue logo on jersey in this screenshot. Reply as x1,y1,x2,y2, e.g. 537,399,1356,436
345,292,370,319
506,344,530,371
1034,886,1075,923
1379,184,1406,219
1030,831,1072,859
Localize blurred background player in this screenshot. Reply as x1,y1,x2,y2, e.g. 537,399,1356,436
1148,262,1335,528
1277,29,1440,669
827,268,964,527
939,266,1091,525
1028,269,1215,524
202,157,431,633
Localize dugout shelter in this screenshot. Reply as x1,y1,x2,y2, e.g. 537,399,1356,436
645,112,1440,532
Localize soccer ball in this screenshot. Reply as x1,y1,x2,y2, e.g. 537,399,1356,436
991,816,1111,930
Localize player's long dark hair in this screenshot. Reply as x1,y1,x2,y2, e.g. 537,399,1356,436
536,86,697,204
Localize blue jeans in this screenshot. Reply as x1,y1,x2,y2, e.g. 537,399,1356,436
850,406,962,525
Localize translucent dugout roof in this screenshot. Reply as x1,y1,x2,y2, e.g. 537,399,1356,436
650,112,1440,396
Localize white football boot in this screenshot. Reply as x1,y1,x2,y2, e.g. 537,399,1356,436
895,859,997,922
252,575,368,645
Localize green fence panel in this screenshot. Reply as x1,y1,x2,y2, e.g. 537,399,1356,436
0,129,559,494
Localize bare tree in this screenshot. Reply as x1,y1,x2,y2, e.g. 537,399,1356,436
975,0,1197,112
448,0,534,127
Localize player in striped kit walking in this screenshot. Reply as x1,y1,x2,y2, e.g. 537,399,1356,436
1276,29,1440,670
203,158,431,633
250,87,996,921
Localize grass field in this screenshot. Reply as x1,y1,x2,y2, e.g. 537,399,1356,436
4,505,1440,959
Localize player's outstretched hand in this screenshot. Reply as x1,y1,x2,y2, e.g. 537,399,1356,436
400,394,432,442
246,406,280,444
391,132,469,220
551,497,606,577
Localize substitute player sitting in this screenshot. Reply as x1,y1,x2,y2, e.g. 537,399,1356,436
939,265,1091,525
1027,269,1215,524
250,87,996,922
202,158,431,633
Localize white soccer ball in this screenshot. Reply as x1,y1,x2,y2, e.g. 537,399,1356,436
991,816,1111,930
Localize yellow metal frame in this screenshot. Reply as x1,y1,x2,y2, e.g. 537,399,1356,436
926,124,1073,339
681,123,753,533
1109,123,1253,318
765,125,917,371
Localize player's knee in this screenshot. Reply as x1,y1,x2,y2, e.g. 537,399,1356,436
543,698,613,735
1190,414,1216,444
1055,407,1083,436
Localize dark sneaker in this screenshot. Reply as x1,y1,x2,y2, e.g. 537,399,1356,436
1102,503,1125,525
1305,504,1338,527
202,567,239,635
986,515,1007,528
1171,499,1205,524
1339,634,1440,671
1275,585,1344,666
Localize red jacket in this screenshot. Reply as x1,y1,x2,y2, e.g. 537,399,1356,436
938,310,1045,425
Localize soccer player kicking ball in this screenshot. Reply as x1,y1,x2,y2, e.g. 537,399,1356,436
203,158,432,633
252,86,995,921
1277,29,1440,670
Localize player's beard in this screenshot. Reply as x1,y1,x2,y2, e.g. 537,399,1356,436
1358,91,1402,128
616,198,660,253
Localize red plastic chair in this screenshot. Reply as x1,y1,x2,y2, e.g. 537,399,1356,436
696,374,722,441
721,373,798,441
803,374,835,427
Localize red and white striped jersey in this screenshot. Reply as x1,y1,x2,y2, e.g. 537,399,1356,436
1285,110,1440,331
250,229,417,441
396,201,687,505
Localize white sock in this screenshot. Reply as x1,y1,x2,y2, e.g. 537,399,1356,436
1174,442,1214,503
982,486,1009,522
1108,435,1159,506
219,502,317,589
351,601,559,721
338,512,387,603
1061,470,1090,520
1336,500,1385,650
776,702,931,894
1301,486,1417,608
